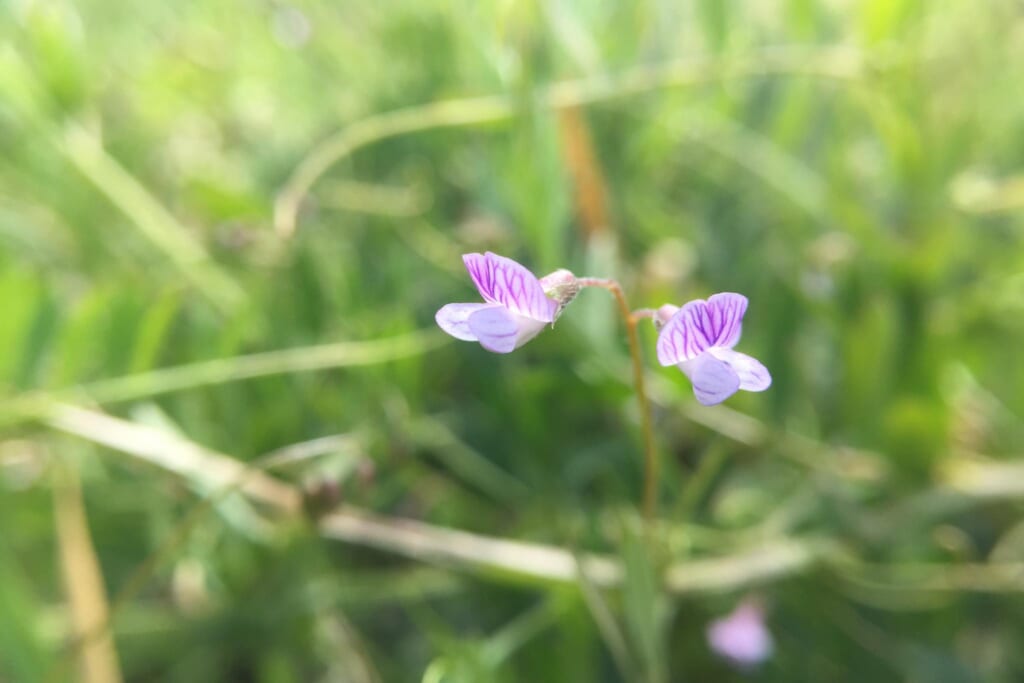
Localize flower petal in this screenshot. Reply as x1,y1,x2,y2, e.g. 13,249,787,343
656,293,749,364
467,305,520,354
707,601,773,668
708,348,771,391
509,315,548,349
705,292,748,348
679,352,741,405
462,252,557,322
462,253,496,302
435,303,498,341
656,301,714,364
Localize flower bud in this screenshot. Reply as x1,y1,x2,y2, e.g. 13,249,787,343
652,304,679,332
538,269,580,320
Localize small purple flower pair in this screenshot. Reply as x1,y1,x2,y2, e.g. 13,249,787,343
435,251,770,406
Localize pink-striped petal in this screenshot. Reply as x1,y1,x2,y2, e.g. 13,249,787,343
656,293,749,365
657,301,714,364
462,252,558,322
679,352,741,406
462,253,496,301
705,292,748,349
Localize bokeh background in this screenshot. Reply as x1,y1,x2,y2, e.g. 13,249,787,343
2,0,1024,681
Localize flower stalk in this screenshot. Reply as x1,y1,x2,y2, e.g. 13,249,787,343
578,277,659,520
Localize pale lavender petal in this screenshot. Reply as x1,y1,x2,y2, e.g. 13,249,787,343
708,348,771,392
462,252,557,322
656,301,714,365
705,292,748,348
467,306,520,354
707,601,773,668
510,315,548,349
435,303,498,341
679,352,741,406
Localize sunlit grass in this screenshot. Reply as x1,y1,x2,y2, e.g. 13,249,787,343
2,0,1024,680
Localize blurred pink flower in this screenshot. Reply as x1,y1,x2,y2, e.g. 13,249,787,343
707,599,774,668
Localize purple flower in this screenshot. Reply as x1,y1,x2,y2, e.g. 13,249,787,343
654,293,771,405
707,599,774,668
435,252,568,354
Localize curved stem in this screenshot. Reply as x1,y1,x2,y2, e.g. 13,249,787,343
276,47,868,238
629,308,657,323
579,278,659,519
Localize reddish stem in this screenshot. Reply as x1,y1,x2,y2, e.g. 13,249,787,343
578,277,659,520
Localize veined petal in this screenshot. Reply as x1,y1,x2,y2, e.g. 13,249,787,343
705,292,748,348
679,352,741,405
435,303,497,341
656,293,748,364
462,252,557,322
656,301,714,364
462,253,497,302
467,306,519,353
708,347,771,392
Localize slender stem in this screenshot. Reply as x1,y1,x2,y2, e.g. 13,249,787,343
579,278,659,519
629,308,657,323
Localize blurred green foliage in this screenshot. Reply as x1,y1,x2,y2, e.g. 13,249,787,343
2,0,1024,681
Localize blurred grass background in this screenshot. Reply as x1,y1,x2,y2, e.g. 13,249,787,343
2,0,1024,680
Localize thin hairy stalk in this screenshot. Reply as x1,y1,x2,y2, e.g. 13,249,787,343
630,308,657,324
578,278,658,519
